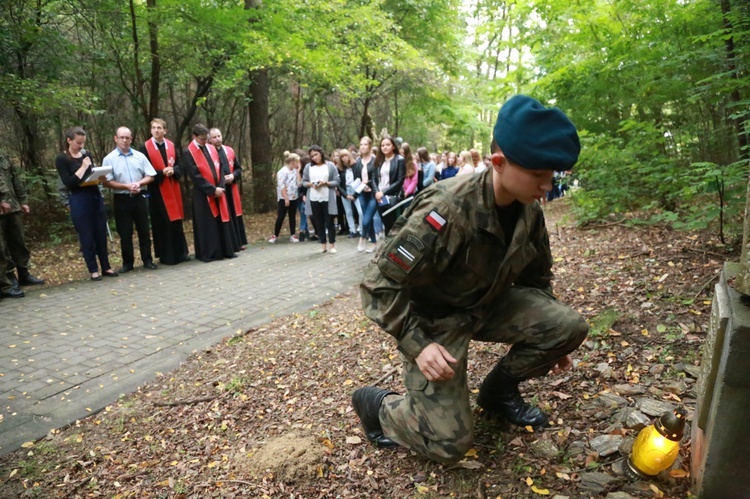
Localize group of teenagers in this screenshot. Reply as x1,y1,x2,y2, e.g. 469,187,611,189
270,136,495,254
55,122,248,280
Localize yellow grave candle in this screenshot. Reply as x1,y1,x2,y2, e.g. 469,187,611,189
627,407,687,478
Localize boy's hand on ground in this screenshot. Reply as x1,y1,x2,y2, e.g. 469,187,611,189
416,343,457,382
550,354,573,375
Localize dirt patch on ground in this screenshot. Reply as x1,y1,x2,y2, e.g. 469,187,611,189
241,433,327,482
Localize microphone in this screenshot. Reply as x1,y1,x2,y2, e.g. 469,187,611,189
81,148,97,168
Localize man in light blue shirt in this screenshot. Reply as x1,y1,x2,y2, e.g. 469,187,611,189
103,127,158,273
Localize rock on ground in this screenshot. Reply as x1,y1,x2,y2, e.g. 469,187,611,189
590,434,624,457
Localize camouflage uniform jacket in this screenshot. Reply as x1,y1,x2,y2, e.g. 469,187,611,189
360,169,554,361
0,151,28,213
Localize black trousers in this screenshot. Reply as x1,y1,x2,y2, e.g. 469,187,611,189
273,199,298,237
113,194,153,266
310,201,335,245
70,189,111,274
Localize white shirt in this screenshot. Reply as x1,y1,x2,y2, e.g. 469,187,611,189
379,159,391,192
103,148,157,195
309,164,329,202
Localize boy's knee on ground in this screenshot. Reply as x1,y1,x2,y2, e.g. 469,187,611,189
421,433,474,464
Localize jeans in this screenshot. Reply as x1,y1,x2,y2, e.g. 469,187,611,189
359,192,378,243
342,197,356,234
353,193,363,229
374,211,383,235
298,199,308,233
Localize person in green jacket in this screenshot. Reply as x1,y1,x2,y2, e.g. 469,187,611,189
353,95,589,463
0,150,44,299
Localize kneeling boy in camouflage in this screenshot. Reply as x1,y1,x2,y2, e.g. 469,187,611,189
353,95,589,463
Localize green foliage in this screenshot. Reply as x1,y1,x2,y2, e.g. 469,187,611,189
588,308,622,338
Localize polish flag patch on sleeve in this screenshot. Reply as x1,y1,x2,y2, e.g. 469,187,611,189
424,210,447,232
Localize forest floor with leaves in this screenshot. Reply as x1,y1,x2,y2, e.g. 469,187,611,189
0,198,730,498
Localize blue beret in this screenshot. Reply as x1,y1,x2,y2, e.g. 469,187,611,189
493,95,580,171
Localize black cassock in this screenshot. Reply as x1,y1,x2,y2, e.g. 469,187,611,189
217,146,248,248
140,143,189,265
182,145,239,262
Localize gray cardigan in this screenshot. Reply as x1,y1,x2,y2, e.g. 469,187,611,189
302,161,339,216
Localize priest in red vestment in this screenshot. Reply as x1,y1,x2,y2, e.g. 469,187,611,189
139,118,190,265
181,124,239,262
209,127,248,249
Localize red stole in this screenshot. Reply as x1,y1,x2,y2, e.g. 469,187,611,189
188,141,230,222
223,146,243,216
145,138,184,221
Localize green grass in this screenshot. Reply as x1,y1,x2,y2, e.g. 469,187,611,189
588,308,622,338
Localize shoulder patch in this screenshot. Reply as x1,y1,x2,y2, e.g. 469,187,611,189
387,246,415,272
424,210,447,232
378,234,425,281
406,234,425,251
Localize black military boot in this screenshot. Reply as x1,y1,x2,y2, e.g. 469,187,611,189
0,285,25,299
352,387,400,448
18,268,45,286
6,271,19,289
477,364,549,428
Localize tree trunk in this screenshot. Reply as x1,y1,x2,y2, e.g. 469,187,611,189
245,0,274,213
15,108,53,203
394,84,399,138
147,0,160,126
359,96,374,140
10,1,53,203
292,79,302,146
719,0,749,161
248,70,275,213
128,0,149,128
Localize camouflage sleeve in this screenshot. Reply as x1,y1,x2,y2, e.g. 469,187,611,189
10,162,28,205
0,153,11,203
515,207,554,294
360,189,465,360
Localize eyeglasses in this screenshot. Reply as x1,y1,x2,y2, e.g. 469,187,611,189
117,136,132,140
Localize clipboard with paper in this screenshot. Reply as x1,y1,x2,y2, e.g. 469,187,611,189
80,165,112,187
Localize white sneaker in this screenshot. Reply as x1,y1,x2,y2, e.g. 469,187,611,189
290,235,299,243
365,243,377,253
329,247,337,254
357,238,366,252
268,235,277,244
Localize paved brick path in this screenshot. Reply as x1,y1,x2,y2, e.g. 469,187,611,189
0,237,370,456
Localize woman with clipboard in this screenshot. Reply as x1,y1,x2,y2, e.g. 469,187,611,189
55,127,118,281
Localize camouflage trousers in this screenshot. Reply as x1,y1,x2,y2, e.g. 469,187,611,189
379,287,588,463
0,218,9,292
0,212,31,273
